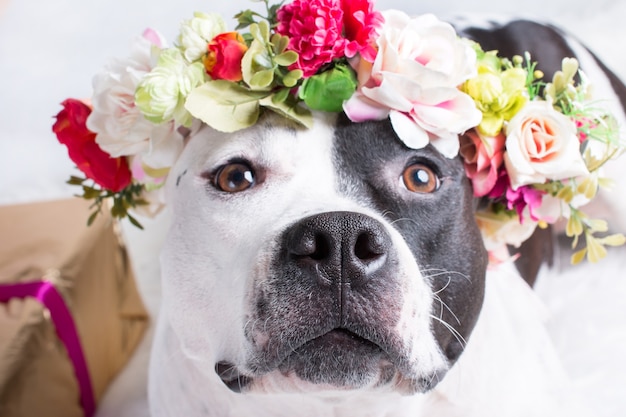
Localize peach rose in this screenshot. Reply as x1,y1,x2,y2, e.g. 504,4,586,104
504,101,589,189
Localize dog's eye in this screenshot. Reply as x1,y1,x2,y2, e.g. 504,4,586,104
214,162,256,193
402,163,440,193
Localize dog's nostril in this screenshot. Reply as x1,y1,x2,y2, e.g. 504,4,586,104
310,233,332,260
291,232,333,260
354,232,383,261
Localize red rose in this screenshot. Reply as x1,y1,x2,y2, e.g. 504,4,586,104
204,32,248,82
53,99,132,192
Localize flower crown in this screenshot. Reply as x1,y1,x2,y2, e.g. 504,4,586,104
53,0,625,264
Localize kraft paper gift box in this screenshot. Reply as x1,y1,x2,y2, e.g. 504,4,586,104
0,198,149,417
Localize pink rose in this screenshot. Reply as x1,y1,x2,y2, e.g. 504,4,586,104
459,129,506,197
340,0,383,62
504,101,589,189
343,11,481,158
276,0,347,77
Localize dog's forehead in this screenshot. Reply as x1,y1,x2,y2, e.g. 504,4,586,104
180,112,338,176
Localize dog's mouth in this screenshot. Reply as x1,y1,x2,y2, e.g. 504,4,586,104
215,328,434,394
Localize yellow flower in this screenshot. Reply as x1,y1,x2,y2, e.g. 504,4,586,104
464,55,528,136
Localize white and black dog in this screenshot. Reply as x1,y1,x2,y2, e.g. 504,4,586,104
144,18,626,417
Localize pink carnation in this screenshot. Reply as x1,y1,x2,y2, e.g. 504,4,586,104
459,129,506,197
340,0,383,62
276,0,347,77
484,170,545,224
505,185,545,223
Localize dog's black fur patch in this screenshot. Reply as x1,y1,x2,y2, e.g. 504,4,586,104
332,115,488,366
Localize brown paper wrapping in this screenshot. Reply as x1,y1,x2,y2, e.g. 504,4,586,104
0,198,149,417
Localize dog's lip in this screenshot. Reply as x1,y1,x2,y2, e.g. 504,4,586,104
215,328,386,393
312,328,380,349
215,361,253,393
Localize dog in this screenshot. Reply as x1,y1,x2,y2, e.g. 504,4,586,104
143,17,626,417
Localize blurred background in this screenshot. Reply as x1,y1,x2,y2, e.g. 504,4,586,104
1,1,625,416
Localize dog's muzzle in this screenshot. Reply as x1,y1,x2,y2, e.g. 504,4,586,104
217,211,442,394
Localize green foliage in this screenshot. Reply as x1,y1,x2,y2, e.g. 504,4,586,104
67,176,147,229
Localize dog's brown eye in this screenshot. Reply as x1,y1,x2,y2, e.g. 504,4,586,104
402,163,440,193
214,162,255,193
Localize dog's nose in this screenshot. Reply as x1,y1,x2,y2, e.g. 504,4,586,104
285,211,391,288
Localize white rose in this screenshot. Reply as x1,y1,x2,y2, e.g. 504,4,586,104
343,11,481,157
177,12,226,62
504,101,589,189
87,29,184,170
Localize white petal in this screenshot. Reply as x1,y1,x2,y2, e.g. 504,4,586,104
390,110,429,149
343,93,390,122
430,133,461,159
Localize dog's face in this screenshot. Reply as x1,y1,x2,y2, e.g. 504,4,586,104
161,112,487,398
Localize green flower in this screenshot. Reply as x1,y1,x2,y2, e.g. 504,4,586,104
135,48,205,127
299,64,357,112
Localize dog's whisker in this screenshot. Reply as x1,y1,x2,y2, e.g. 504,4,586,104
429,314,467,348
433,294,462,326
431,276,452,295
389,217,420,227
422,268,472,284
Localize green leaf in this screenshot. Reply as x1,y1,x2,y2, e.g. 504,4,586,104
250,20,270,43
271,34,290,54
260,95,313,129
241,38,274,91
185,82,267,132
67,175,86,186
82,186,102,200
283,69,303,88
272,88,290,104
234,10,256,30
274,51,298,67
250,69,275,89
126,213,144,230
87,210,100,226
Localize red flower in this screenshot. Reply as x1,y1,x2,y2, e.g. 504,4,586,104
53,99,132,192
276,0,347,77
340,0,383,62
204,32,248,82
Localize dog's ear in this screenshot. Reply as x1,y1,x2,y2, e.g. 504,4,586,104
511,227,554,287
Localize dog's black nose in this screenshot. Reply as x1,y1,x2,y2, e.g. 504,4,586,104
285,211,391,288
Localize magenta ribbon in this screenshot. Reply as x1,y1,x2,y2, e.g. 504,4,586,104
0,281,95,417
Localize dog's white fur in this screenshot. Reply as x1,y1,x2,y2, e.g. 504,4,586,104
150,112,452,416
